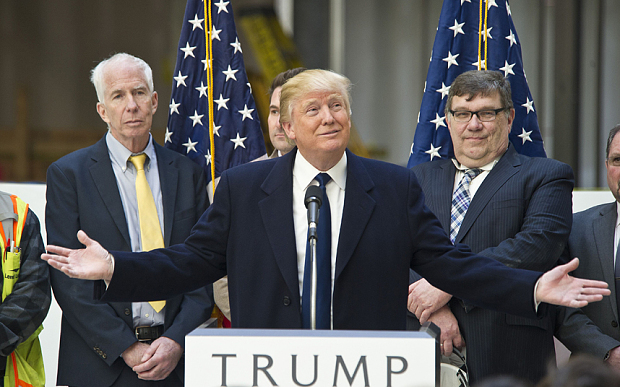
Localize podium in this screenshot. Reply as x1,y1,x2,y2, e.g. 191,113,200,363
186,328,439,386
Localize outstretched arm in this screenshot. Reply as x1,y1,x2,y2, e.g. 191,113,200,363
43,230,114,282
45,234,609,309
536,258,610,307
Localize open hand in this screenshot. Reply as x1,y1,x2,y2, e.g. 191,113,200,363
536,258,610,308
42,230,114,282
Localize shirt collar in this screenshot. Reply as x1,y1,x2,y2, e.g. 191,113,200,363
615,202,620,229
293,150,347,191
106,131,156,172
451,157,499,172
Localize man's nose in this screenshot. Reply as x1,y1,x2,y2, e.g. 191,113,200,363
320,105,335,124
125,95,138,111
467,113,483,129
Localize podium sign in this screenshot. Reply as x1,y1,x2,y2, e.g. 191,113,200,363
186,329,438,387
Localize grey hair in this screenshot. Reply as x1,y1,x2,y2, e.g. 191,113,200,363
90,53,154,102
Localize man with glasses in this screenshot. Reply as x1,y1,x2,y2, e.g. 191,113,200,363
407,70,574,383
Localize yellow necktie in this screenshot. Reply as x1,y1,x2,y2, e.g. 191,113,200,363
129,154,166,313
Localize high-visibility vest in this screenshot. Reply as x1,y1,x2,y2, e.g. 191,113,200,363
0,193,45,387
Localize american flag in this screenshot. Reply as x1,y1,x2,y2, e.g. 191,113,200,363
165,0,266,190
407,0,546,168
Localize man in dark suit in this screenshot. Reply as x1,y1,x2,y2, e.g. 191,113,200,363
407,70,573,383
213,68,310,323
43,70,608,334
555,124,620,367
45,53,214,387
267,68,305,158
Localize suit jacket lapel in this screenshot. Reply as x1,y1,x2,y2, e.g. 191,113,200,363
593,203,618,318
259,151,300,304
435,161,456,235
89,137,132,248
154,142,178,247
335,150,376,279
455,145,520,244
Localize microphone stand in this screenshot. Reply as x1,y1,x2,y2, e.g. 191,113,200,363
305,185,322,330
309,234,318,330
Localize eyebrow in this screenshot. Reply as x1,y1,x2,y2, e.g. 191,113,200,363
108,84,148,96
300,99,319,110
451,104,500,110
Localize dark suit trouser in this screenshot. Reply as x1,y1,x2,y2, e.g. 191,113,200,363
69,364,183,387
451,303,555,384
407,307,555,384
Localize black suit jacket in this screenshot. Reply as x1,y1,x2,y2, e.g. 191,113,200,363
555,203,620,358
102,149,544,331
409,145,574,383
46,136,214,387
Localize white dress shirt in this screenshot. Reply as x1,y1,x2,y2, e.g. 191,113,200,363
614,202,620,264
451,158,499,198
292,151,347,327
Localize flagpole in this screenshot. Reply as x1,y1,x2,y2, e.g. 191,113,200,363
204,0,216,199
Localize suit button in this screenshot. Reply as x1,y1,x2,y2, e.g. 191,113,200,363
612,321,618,328
124,308,131,316
283,296,291,306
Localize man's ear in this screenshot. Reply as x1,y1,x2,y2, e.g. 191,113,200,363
96,102,109,124
507,108,516,128
282,121,295,140
150,91,158,114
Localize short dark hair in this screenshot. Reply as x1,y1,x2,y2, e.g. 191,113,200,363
606,124,620,159
268,67,307,96
445,70,513,118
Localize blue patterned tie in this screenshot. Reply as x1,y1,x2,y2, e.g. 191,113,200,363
450,169,482,244
302,173,332,329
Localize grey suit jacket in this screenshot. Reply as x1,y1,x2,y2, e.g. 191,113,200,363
46,135,214,387
409,144,574,383
556,202,620,357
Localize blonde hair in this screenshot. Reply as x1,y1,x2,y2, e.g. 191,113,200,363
279,69,352,124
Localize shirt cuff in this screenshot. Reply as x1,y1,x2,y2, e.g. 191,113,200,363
533,278,541,312
104,253,115,287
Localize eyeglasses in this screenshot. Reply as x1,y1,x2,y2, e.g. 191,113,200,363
449,107,508,123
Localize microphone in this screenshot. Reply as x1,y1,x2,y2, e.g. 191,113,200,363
304,185,323,241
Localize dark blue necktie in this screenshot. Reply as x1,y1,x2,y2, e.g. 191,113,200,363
615,243,620,318
302,173,332,329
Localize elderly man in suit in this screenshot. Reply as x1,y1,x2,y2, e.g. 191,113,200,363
42,69,608,335
45,53,214,387
407,70,574,384
556,124,620,367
